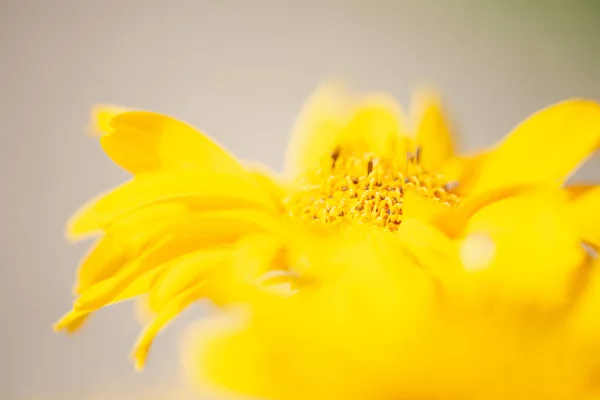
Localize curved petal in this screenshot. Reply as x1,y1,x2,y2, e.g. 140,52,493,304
67,168,279,239
133,283,206,369
284,82,350,178
439,151,489,194
457,191,585,305
284,83,408,178
566,185,600,248
74,202,190,292
72,209,281,313
412,88,456,171
186,230,437,400
93,107,245,175
148,248,230,312
90,105,129,136
244,163,286,209
54,267,164,334
466,99,600,196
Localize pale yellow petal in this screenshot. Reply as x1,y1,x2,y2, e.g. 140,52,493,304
96,109,245,175
90,105,129,136
466,99,600,196
412,88,456,171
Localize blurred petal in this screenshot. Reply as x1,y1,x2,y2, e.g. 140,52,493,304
458,191,585,304
285,82,408,178
90,105,129,136
412,88,456,171
73,209,280,313
566,185,600,247
67,169,278,238
466,100,600,195
95,109,245,175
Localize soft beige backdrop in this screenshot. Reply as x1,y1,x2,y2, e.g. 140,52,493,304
1,0,599,399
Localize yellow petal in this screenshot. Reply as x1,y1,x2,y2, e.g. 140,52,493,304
466,99,600,195
132,283,206,369
434,185,555,237
439,151,489,194
149,248,230,312
566,185,600,247
187,232,437,400
95,109,245,175
245,163,286,208
458,191,585,305
53,310,91,334
90,105,129,136
396,218,464,287
55,268,164,334
401,188,449,223
284,82,407,178
68,168,278,238
73,209,279,312
205,233,284,305
341,93,407,160
74,202,189,292
412,88,456,171
566,256,600,355
284,82,349,178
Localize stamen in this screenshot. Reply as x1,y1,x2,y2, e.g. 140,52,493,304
330,146,341,168
285,151,461,231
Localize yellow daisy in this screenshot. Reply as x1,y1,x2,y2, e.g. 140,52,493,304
56,83,600,399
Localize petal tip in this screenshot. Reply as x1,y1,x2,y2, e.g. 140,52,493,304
89,104,130,137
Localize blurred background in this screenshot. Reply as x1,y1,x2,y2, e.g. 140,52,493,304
1,0,599,398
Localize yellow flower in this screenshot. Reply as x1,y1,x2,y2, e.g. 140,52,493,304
55,83,600,399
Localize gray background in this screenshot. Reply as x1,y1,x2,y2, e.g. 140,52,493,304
1,0,599,399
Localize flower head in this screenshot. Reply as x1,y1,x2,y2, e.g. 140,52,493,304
56,83,600,399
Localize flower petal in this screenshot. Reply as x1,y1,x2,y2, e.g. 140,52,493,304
67,168,278,239
94,108,245,175
466,99,600,195
566,185,600,248
72,209,280,313
54,267,164,334
284,83,408,178
90,105,129,136
133,283,206,370
148,248,230,312
458,191,585,305
187,234,437,400
412,88,456,171
74,202,190,292
284,82,350,178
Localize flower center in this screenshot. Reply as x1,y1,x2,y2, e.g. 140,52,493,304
284,149,460,231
